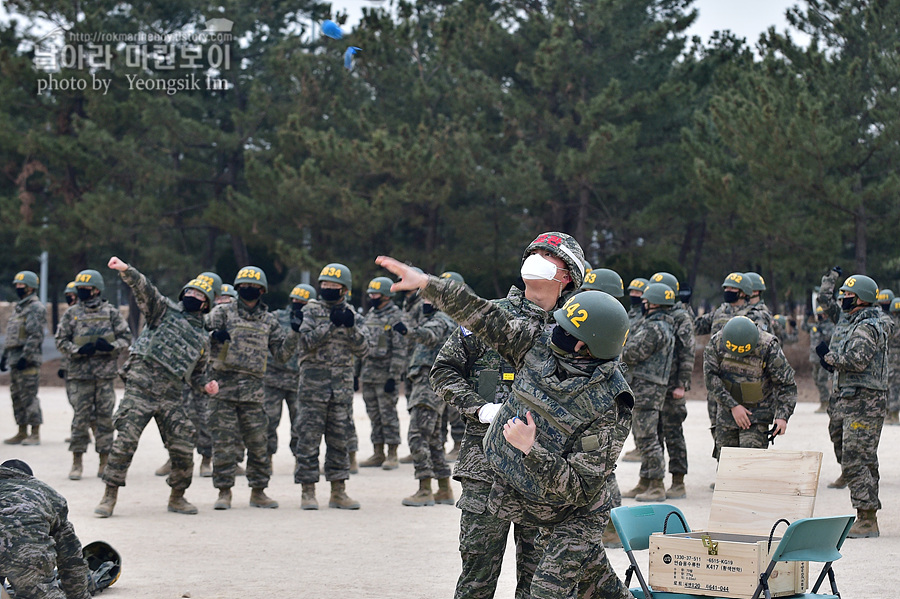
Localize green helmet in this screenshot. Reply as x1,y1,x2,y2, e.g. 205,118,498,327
64,281,77,295
180,277,215,310
722,316,759,355
581,268,624,297
318,263,352,289
627,277,649,294
523,232,586,289
876,288,894,305
290,283,316,303
649,272,680,293
891,298,900,313
583,261,593,275
744,271,766,292
197,272,223,298
840,274,879,304
220,283,238,299
74,269,105,292
642,283,676,306
12,270,39,289
553,290,629,360
367,276,395,298
440,271,465,284
722,272,753,296
234,266,268,293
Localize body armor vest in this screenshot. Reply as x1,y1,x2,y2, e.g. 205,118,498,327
131,308,206,380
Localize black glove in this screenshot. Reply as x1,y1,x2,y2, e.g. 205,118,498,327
384,378,396,393
341,307,355,327
15,357,29,370
353,376,360,392
819,356,835,373
831,266,843,276
392,322,408,335
94,338,115,352
789,319,797,328
290,310,304,331
77,342,96,356
815,341,830,359
212,329,231,343
57,368,66,379
330,306,344,326
0,355,7,372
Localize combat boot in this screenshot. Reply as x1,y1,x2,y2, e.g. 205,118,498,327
382,444,399,470
399,454,413,464
602,519,622,549
94,485,118,518
847,509,879,538
402,478,435,507
622,477,650,499
359,444,385,468
301,483,318,510
445,440,461,462
21,425,40,446
886,410,899,426
250,488,279,509
622,447,641,462
199,456,212,477
214,488,232,510
4,425,27,445
168,488,199,514
667,473,686,499
827,473,847,489
814,402,828,414
349,451,358,474
155,459,172,477
97,453,108,478
636,478,667,502
434,477,454,505
329,480,360,509
69,453,84,480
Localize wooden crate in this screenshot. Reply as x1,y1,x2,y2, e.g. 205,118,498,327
648,447,823,598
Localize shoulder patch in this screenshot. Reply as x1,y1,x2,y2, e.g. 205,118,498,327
460,326,473,337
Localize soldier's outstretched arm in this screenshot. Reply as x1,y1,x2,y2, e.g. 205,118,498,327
108,256,168,325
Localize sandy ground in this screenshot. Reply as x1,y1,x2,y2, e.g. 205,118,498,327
1,384,898,599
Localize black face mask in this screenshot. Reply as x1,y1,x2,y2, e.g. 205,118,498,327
15,287,28,299
550,325,579,354
723,290,740,304
77,287,94,301
319,287,342,303
841,296,856,311
422,303,435,315
641,303,649,315
65,295,76,306
292,302,305,315
630,296,643,307
182,296,205,313
238,286,262,302
882,304,891,313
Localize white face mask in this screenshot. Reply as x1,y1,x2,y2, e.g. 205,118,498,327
521,254,562,281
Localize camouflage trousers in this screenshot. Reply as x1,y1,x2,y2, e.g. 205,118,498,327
66,378,115,454
660,387,688,475
157,388,215,459
103,366,196,490
455,479,539,599
361,380,402,446
0,523,91,599
714,417,770,452
630,378,667,480
264,384,300,456
209,397,271,490
294,397,353,484
443,404,465,445
811,361,832,405
408,403,451,480
830,389,886,511
888,372,900,414
9,369,41,426
531,511,631,599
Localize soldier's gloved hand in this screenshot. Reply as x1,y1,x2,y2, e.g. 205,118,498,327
94,338,115,352
392,322,408,335
0,355,7,371
290,310,304,331
815,341,830,359
819,356,835,373
384,378,396,393
77,342,96,356
330,305,344,326
831,266,843,276
340,307,355,327
57,369,66,379
15,357,29,370
212,329,231,342
789,319,797,328
478,402,503,424
353,376,360,392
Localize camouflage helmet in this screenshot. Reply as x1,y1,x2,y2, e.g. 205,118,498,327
876,288,894,305
523,232,586,289
180,277,215,310
891,298,900,313
581,268,624,297
722,316,759,355
722,272,753,296
553,290,629,360
220,283,238,299
627,277,649,294
440,271,465,285
744,271,766,292
290,283,316,303
642,283,676,306
839,274,879,304
318,263,352,288
367,276,395,298
649,272,680,293
12,270,39,289
74,269,105,292
197,272,223,298
64,281,77,296
234,266,268,293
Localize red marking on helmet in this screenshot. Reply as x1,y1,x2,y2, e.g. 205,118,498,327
533,234,563,247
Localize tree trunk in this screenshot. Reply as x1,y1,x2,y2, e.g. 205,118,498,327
231,234,250,267
688,218,707,292
574,183,590,245
854,203,867,274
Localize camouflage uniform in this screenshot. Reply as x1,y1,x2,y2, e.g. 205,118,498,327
662,302,695,479
818,271,851,470
801,316,834,404
622,307,675,481
743,301,775,336
54,296,131,455
888,312,900,421
0,465,91,599
431,286,541,599
103,266,210,491
205,298,298,491
293,297,368,484
704,329,797,451
360,300,407,446
2,292,45,427
422,276,633,599
406,305,455,480
262,307,301,456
